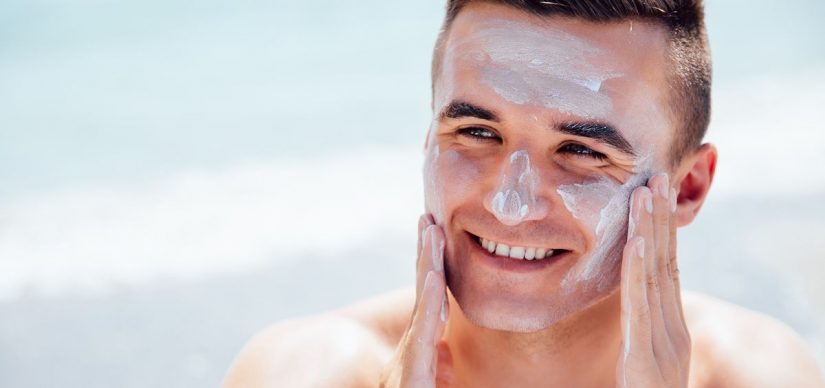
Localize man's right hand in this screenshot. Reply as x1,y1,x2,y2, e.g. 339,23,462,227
379,214,450,388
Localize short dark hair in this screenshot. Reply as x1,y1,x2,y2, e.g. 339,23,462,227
431,0,711,165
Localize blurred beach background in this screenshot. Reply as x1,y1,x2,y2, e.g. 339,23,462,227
1,0,824,386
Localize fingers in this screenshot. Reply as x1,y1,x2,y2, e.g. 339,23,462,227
414,219,448,342
415,215,436,303
668,187,679,280
417,214,435,262
624,180,671,361
416,223,444,303
403,218,448,385
635,186,659,316
649,174,670,292
659,183,691,355
649,175,690,349
619,176,691,388
623,188,653,346
645,176,668,324
647,174,680,364
402,216,433,343
403,271,447,380
621,232,652,361
667,187,686,315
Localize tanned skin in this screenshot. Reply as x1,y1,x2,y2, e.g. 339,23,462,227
223,4,825,387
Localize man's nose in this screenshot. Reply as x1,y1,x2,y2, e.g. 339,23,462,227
483,150,550,226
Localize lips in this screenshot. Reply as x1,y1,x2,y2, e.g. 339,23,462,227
469,232,567,261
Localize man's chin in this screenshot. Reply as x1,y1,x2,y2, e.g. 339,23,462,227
452,291,574,333
463,308,561,333
450,282,620,333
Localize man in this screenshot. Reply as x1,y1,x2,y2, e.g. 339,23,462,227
223,1,825,386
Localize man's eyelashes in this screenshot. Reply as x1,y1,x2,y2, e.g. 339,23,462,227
557,143,608,161
456,126,500,142
455,127,608,161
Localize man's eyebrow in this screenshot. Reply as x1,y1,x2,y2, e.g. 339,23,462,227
439,100,500,122
557,122,636,156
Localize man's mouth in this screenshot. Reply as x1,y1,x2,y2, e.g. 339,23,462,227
470,233,567,261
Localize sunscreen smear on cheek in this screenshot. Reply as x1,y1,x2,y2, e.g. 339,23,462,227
556,156,653,292
423,128,482,225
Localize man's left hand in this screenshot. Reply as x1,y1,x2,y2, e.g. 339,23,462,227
617,173,691,388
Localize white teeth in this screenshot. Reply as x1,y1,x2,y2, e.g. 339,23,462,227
478,237,556,261
495,243,510,256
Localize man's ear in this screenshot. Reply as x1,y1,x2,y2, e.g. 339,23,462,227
673,143,718,227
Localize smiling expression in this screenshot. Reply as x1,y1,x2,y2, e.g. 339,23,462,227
423,4,676,332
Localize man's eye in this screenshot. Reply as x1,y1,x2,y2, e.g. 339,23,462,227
456,127,501,142
559,143,608,161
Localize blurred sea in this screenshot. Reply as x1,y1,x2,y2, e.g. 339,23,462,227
1,0,824,386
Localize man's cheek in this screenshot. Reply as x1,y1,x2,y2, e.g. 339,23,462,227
423,148,481,225
556,175,644,292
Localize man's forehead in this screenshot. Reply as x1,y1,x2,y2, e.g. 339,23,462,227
445,3,669,66
435,3,673,150
454,20,620,118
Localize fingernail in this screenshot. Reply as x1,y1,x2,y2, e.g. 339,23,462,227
440,295,448,322
430,227,444,272
658,174,670,198
669,188,678,213
635,238,645,258
643,190,653,213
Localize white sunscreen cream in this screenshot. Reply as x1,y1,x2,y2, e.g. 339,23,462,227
557,154,652,292
487,150,545,226
423,121,444,222
468,19,622,118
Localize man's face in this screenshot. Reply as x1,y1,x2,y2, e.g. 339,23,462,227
424,3,675,332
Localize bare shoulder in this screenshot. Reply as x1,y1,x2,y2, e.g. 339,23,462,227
682,290,825,388
222,288,415,388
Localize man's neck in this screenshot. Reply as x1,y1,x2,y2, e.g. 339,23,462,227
443,290,623,387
